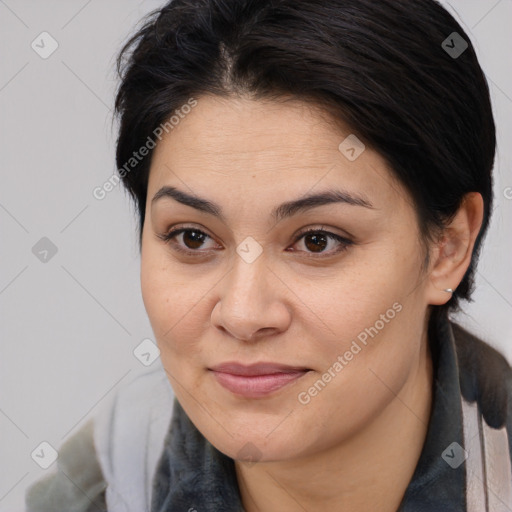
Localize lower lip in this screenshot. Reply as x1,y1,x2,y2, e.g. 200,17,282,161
211,370,308,398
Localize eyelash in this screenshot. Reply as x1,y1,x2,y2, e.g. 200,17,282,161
157,226,353,258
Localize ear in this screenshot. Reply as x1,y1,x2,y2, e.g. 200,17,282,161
425,192,484,306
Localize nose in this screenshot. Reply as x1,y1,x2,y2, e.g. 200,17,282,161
211,254,292,342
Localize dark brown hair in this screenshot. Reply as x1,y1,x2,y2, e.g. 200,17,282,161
114,0,495,318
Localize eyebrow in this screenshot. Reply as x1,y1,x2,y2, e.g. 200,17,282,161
151,185,374,223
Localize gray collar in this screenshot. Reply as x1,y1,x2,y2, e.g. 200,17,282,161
151,312,512,511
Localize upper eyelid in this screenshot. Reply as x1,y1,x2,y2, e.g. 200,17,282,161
164,224,348,240
164,220,352,238
162,225,351,251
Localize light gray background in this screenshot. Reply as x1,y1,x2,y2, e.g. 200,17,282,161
0,1,511,509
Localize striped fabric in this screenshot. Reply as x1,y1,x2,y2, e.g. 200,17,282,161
25,313,512,511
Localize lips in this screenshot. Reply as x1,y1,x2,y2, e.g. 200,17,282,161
209,362,311,398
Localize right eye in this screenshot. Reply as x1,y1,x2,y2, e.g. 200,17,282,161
157,227,220,255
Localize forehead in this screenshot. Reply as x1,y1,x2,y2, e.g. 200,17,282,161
147,94,407,214
153,95,351,167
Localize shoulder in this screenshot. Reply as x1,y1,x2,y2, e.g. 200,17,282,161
25,365,175,512
450,320,512,429
25,419,107,512
94,365,174,498
450,321,512,508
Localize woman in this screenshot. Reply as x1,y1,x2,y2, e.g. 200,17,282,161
26,0,512,511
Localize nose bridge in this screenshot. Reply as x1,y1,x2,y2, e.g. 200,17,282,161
225,248,270,309
213,247,290,341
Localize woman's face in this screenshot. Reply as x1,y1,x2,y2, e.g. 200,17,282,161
141,95,432,462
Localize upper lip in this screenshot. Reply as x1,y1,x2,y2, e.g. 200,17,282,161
209,362,310,376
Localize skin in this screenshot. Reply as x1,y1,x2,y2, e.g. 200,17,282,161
140,95,484,511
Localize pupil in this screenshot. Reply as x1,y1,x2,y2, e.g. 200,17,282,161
181,231,329,252
305,233,327,253
184,231,204,249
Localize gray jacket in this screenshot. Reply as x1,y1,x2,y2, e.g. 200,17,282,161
25,313,512,511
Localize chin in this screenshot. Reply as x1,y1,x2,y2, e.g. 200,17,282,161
216,431,302,465
204,408,319,464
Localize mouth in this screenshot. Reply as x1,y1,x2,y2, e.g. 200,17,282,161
208,362,312,398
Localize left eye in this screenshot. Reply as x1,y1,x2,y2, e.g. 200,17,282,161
158,227,352,257
291,228,352,256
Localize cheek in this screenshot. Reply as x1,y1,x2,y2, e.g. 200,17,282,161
312,253,413,336
306,242,424,384
141,245,178,347
140,247,208,364
296,299,422,441
140,249,168,334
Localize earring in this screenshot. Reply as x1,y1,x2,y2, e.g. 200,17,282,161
444,288,454,293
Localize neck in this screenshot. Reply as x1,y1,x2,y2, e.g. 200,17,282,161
235,333,434,512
